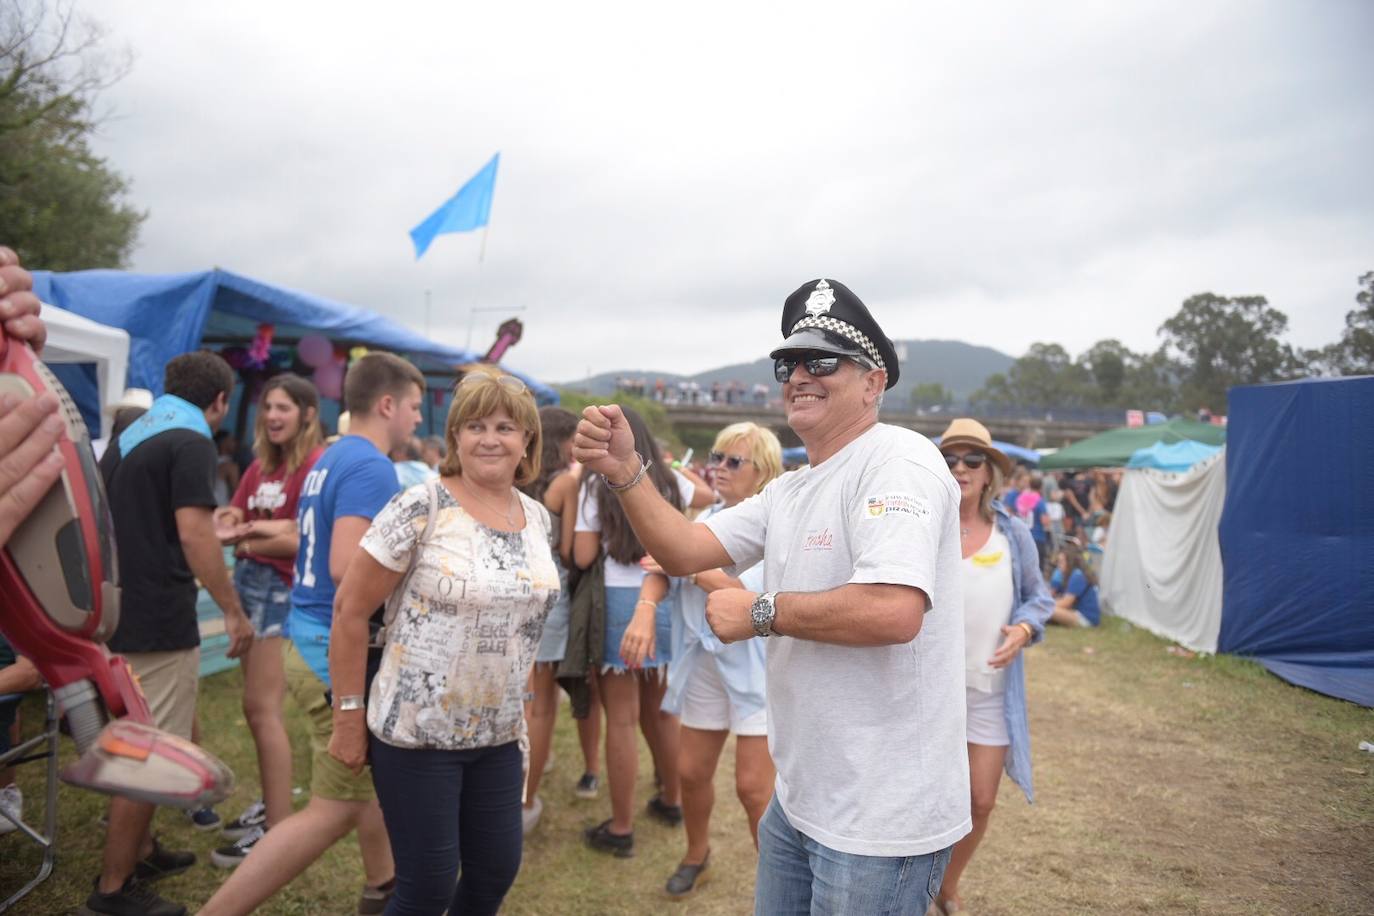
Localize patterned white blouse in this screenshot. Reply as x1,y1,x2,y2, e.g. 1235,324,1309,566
360,481,560,750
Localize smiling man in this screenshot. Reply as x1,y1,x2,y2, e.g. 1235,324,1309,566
573,279,970,915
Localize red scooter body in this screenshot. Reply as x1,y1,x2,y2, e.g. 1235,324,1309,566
0,327,233,807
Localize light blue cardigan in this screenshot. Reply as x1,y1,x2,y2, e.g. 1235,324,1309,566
989,499,1055,803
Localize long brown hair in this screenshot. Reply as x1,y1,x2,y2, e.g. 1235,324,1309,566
254,374,324,475
1057,541,1096,587
522,406,579,503
582,406,682,565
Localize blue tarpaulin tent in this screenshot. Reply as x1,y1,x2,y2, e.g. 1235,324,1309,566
1217,376,1374,707
30,268,557,433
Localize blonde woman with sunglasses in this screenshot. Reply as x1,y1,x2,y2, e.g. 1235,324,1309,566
932,419,1054,916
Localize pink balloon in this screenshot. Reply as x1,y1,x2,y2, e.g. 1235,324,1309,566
313,361,345,400
298,334,333,368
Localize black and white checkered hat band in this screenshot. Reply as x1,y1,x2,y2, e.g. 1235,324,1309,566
789,315,886,370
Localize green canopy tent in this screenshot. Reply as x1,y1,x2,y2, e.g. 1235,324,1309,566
1039,418,1226,470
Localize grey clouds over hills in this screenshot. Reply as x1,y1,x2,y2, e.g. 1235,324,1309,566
560,339,1014,402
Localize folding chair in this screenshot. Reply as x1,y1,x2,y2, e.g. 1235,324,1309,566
0,690,60,914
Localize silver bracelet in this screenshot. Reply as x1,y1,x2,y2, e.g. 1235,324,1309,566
604,452,648,492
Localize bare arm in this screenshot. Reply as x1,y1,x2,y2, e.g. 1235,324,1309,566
327,550,404,774
0,655,42,694
707,582,928,647
620,572,669,668
678,466,714,509
573,405,730,576
329,516,373,585
691,568,744,592
175,506,252,657
545,472,579,569
237,519,299,558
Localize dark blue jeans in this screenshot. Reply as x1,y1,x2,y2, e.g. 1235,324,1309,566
369,736,524,916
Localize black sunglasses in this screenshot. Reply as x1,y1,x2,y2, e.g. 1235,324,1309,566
943,452,989,470
708,451,752,471
773,352,844,383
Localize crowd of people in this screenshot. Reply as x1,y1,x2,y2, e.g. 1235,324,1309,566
614,376,773,408
0,254,1104,915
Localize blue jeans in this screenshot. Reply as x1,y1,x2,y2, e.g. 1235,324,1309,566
232,557,291,638
369,736,523,916
755,797,952,915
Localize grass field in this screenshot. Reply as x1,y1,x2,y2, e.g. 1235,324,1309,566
3,618,1372,914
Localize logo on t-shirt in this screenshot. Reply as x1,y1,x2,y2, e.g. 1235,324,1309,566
248,479,287,514
802,528,834,551
864,493,930,520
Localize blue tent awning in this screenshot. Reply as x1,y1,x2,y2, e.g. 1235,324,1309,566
30,268,557,420
1126,440,1223,472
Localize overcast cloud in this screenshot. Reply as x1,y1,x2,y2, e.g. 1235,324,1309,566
88,0,1374,385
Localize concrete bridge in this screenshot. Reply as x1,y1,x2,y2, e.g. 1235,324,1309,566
663,403,1117,450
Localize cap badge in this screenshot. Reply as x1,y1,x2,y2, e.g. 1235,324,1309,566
804,279,835,317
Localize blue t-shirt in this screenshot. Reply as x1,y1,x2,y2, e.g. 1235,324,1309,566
1051,567,1101,626
289,436,399,684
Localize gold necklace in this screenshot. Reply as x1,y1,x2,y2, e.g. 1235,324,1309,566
457,476,518,526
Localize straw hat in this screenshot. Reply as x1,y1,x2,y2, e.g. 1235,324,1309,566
937,418,1013,476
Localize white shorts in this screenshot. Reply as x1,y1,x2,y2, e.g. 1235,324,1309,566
965,686,1009,747
679,654,767,736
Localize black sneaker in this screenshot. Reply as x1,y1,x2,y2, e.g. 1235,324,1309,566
188,806,222,831
646,795,683,827
79,875,187,916
357,877,396,915
664,854,710,898
573,772,599,799
133,837,196,883
583,819,634,858
221,799,266,840
210,824,265,869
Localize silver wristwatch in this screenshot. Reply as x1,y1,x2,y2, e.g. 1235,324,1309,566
750,591,779,638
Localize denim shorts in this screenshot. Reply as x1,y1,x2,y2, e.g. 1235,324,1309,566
232,557,291,639
602,586,673,674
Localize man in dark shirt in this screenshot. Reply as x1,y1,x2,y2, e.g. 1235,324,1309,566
87,351,253,916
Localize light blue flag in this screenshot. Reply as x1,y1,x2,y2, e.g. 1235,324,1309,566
410,153,500,259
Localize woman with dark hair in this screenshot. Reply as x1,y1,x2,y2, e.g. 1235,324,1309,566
517,406,603,833
573,406,711,857
210,373,325,867
1048,541,1102,628
932,418,1054,916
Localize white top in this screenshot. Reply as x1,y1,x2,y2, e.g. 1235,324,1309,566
704,423,971,857
960,527,1013,694
360,483,560,750
576,469,695,587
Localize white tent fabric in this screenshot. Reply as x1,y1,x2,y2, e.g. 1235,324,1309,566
39,303,130,439
1100,449,1227,652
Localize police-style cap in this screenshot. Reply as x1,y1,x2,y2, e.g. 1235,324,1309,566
769,279,901,389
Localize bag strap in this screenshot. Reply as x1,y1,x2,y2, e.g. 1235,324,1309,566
379,476,442,639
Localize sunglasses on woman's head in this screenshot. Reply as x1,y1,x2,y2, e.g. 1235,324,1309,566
708,451,752,471
944,452,988,470
773,352,844,383
457,372,528,396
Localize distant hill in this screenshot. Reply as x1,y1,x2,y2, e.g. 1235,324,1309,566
559,339,1014,402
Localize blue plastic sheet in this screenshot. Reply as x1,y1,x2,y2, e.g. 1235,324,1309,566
1217,376,1374,707
1126,440,1223,472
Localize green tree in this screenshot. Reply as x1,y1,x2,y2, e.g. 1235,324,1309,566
1,2,143,269
1157,293,1301,412
1313,271,1374,376
907,381,953,410
971,342,1092,408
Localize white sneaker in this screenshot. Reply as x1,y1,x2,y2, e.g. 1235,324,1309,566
0,784,22,835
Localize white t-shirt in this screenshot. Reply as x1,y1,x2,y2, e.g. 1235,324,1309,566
961,527,1013,694
575,470,695,587
360,483,560,750
704,423,971,857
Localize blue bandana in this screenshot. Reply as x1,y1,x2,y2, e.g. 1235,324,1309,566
118,394,212,457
